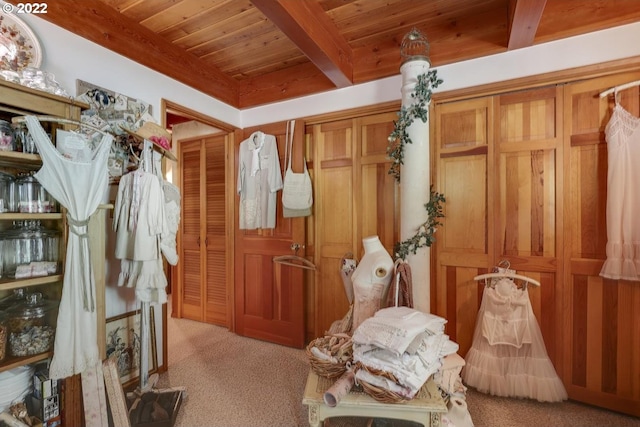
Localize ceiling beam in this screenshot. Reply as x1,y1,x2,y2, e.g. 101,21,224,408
17,0,239,106
251,0,353,88
507,0,547,50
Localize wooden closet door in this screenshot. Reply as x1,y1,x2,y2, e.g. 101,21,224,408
311,113,398,337
179,139,204,321
493,86,564,367
433,97,494,354
234,121,307,348
177,134,230,326
434,86,564,367
563,72,640,416
204,134,230,326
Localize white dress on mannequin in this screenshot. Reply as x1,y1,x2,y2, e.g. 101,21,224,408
350,236,394,331
25,116,112,379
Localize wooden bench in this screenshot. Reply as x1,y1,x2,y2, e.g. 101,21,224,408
302,370,447,427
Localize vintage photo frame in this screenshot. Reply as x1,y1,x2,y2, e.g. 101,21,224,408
105,307,157,386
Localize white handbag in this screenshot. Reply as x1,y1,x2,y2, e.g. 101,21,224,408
282,120,313,217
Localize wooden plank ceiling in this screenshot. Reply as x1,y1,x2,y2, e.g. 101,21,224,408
20,0,640,108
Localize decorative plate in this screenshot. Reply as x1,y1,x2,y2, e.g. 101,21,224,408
0,12,42,71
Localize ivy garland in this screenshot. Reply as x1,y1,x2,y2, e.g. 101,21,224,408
387,69,443,183
387,69,446,261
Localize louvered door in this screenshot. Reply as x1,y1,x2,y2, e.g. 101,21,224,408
178,133,230,326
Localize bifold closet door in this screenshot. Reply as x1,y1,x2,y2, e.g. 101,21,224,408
563,72,640,417
178,134,229,327
433,86,564,368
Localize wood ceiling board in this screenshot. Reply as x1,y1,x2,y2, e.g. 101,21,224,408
252,0,353,88
534,0,640,44
138,0,222,33
115,0,185,22
30,0,238,105
158,1,256,43
238,62,336,108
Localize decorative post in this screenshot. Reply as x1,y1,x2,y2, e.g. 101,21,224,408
399,29,433,313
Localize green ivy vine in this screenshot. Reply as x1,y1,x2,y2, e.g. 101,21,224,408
387,70,445,261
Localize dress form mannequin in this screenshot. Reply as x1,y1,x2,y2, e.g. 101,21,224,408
351,236,394,331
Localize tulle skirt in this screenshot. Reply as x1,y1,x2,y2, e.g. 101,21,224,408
461,286,567,403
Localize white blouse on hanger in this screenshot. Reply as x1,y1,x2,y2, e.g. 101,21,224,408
237,131,283,229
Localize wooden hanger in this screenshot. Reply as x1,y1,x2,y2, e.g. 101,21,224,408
474,272,540,287
599,79,640,98
12,115,114,138
273,254,316,271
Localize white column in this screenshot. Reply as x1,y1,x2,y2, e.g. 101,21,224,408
399,59,431,313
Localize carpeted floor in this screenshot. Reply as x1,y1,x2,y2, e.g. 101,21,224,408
157,314,640,427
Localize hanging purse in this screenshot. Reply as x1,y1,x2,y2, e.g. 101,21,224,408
282,120,313,217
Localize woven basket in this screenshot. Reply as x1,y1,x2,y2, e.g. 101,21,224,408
354,362,411,404
305,334,352,379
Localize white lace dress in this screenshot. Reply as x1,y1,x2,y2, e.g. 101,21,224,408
600,98,640,280
462,278,567,402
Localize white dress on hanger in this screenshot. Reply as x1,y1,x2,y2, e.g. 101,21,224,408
462,278,567,402
113,152,168,304
600,96,640,280
25,115,112,379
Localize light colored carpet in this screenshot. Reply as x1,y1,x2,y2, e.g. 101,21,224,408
157,314,640,427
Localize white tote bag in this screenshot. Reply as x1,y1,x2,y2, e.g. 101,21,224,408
282,120,313,217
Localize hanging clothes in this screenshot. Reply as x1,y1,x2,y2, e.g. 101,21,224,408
237,131,283,229
113,150,168,304
462,278,567,402
600,93,640,281
25,115,112,379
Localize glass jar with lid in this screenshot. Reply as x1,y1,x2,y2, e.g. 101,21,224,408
16,172,57,213
2,221,60,278
0,120,14,151
6,292,56,357
0,171,16,213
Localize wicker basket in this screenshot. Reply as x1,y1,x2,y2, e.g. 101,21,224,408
354,362,412,404
305,334,352,379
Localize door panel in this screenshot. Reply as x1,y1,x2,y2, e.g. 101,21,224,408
234,121,307,348
563,72,640,416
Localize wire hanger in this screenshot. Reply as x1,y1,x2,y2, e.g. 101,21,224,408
273,243,316,271
599,79,640,98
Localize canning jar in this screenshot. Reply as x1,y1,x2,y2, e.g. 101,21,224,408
0,120,14,151
2,221,58,279
16,173,57,213
0,171,16,213
6,292,56,357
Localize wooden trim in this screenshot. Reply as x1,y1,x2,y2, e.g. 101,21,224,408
303,100,400,125
433,55,640,104
162,99,237,133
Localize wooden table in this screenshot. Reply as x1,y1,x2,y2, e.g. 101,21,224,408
302,370,447,427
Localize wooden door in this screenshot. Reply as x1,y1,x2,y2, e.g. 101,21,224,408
234,121,307,348
433,86,564,367
179,139,203,320
177,134,230,327
311,113,398,337
563,72,640,416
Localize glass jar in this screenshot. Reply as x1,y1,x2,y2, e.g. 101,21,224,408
2,221,59,278
16,173,57,213
12,123,37,154
6,292,56,357
0,120,14,151
0,171,16,213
